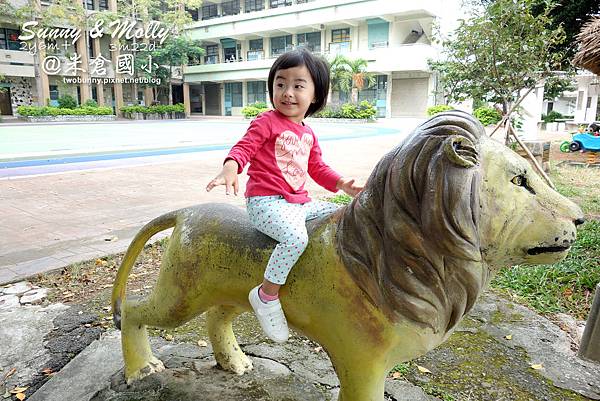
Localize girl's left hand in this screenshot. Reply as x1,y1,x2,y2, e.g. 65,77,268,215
336,177,363,197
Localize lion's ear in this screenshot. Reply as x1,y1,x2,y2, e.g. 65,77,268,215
444,135,478,168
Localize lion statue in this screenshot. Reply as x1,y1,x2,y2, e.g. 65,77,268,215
112,110,584,401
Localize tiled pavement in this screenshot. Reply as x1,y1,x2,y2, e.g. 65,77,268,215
0,134,402,284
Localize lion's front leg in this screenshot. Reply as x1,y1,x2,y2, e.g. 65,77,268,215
207,305,253,375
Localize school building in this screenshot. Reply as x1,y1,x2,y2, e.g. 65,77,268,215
0,0,444,118
182,0,441,118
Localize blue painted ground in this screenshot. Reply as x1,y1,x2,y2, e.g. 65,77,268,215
0,119,414,177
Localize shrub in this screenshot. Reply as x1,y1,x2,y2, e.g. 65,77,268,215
313,101,376,119
426,105,453,116
474,106,502,126
542,110,564,123
119,103,185,117
83,99,98,108
16,105,113,116
242,102,269,118
57,94,78,109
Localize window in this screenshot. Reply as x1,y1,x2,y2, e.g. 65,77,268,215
247,81,266,104
186,7,199,21
269,0,291,8
49,85,59,106
332,28,350,43
245,0,264,12
222,0,240,16
202,2,219,20
1,28,23,51
223,46,237,62
88,36,95,58
271,35,292,57
99,0,108,10
84,0,94,10
296,0,315,3
205,45,218,64
297,32,320,52
247,39,264,60
249,39,263,50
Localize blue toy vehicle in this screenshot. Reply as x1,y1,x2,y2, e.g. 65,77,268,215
568,132,600,152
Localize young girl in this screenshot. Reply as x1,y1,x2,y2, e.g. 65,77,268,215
206,48,362,343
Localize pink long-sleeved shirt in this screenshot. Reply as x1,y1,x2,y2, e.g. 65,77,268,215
226,110,341,203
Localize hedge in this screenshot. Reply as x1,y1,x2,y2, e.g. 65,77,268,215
314,101,377,119
17,105,113,116
119,104,185,115
426,105,454,116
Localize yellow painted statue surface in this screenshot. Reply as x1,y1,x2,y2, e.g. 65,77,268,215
112,111,584,401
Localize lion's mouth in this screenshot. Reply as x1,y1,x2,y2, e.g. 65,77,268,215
527,245,570,255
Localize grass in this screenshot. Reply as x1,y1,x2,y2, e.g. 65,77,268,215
491,220,600,319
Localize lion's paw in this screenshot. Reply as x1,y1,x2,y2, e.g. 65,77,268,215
216,352,253,375
126,356,166,384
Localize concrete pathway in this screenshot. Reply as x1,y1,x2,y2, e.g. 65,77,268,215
0,118,410,284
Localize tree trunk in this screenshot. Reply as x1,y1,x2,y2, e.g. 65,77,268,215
351,88,358,104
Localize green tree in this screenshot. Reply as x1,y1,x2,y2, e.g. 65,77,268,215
430,0,566,114
532,0,600,63
329,55,376,104
136,36,204,105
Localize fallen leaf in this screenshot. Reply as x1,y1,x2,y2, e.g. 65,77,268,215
41,368,53,375
197,340,208,347
10,387,28,394
15,393,25,400
505,334,512,340
95,259,104,266
530,363,543,370
4,368,16,379
164,334,174,341
391,372,402,379
416,365,432,374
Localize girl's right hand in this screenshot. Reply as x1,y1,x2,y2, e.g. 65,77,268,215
206,159,239,195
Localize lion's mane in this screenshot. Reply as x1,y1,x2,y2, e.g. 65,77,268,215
336,111,489,334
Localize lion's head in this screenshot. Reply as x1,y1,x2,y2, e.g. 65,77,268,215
336,110,583,335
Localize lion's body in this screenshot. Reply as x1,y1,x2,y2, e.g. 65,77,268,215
113,111,583,401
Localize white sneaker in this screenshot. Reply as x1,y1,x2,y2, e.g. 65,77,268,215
248,285,289,343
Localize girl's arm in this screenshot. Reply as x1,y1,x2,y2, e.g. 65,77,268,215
206,113,271,195
225,114,272,174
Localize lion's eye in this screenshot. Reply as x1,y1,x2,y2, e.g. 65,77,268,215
511,175,524,186
511,174,536,195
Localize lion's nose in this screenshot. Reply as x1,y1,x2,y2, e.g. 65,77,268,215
574,217,585,226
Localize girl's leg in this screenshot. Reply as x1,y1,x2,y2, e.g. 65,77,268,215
246,196,310,342
303,200,341,221
247,196,310,286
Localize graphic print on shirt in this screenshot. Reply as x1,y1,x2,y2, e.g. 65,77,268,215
274,130,314,190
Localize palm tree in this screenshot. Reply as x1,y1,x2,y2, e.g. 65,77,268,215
329,55,376,104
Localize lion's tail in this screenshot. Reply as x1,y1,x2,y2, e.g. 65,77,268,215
111,210,179,330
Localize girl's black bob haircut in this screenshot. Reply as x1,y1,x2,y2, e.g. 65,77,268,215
267,48,330,118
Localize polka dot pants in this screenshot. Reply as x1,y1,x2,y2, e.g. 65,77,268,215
246,195,340,285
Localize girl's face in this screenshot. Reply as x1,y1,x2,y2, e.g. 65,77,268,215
272,65,315,124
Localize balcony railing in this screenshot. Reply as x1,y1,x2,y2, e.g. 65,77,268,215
370,41,388,49
247,50,265,61
204,55,219,64
329,41,351,55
